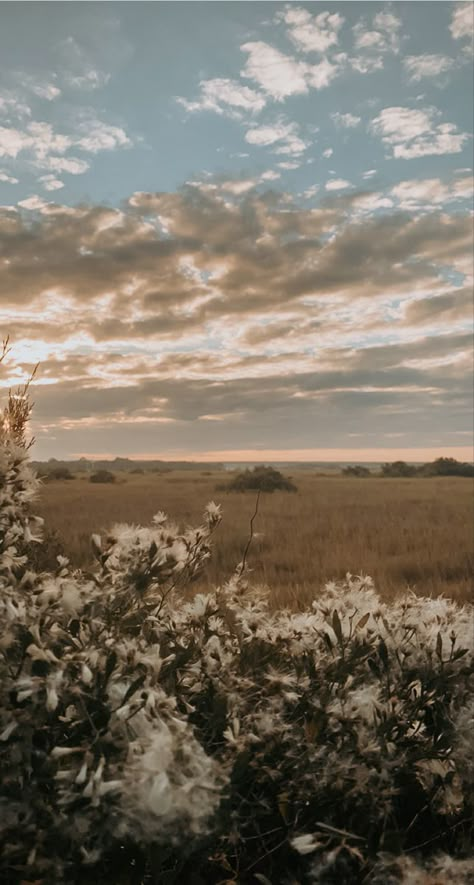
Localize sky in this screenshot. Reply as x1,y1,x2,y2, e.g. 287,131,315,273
0,0,473,462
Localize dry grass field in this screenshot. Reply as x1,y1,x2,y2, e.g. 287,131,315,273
36,470,473,607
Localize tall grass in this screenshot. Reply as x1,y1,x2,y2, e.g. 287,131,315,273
37,471,474,604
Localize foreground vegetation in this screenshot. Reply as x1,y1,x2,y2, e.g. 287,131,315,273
37,470,473,603
1,373,474,883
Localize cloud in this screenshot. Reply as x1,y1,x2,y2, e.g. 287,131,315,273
176,78,266,118
70,69,110,90
3,180,472,456
17,75,61,101
0,121,87,174
349,8,403,74
245,119,308,155
59,36,111,90
35,83,61,100
260,169,281,181
350,55,384,74
279,6,345,54
17,194,50,211
362,169,377,179
331,112,361,128
0,125,33,158
351,7,402,69
0,92,31,119
240,40,343,99
42,155,90,175
39,174,65,192
303,184,319,199
371,106,469,158
350,192,394,213
22,336,472,458
403,54,456,82
0,170,19,184
241,41,309,99
0,102,131,178
215,179,258,195
322,148,333,158
6,181,470,335
404,287,473,326
450,2,474,45
325,178,352,191
306,56,344,89
391,175,474,209
75,119,130,153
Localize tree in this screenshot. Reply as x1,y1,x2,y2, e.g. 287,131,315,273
423,457,474,477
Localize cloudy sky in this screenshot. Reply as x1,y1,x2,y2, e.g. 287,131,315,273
0,1,473,461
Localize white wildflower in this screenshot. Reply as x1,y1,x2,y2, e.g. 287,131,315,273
291,833,321,855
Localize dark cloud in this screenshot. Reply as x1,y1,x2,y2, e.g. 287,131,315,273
404,287,473,325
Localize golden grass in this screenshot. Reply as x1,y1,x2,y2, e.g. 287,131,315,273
36,470,474,607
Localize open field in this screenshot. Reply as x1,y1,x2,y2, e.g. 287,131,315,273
36,470,474,606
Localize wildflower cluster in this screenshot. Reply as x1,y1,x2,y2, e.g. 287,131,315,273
0,385,473,883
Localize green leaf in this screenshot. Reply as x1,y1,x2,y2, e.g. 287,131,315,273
332,610,343,645
452,648,468,660
121,674,146,706
378,640,389,670
323,631,333,652
368,657,380,677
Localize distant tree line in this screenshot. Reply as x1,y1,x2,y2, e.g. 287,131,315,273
33,456,224,476
343,457,474,478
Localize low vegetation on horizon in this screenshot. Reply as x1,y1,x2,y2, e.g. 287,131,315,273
35,455,474,479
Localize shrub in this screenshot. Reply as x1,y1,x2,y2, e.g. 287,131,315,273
342,465,372,477
381,460,418,478
1,360,473,884
90,469,116,484
221,464,297,493
45,466,74,481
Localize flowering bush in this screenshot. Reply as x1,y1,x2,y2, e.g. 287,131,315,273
0,370,473,884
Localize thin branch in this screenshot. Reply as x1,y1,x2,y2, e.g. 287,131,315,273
1,335,11,364
238,490,261,578
405,818,471,853
315,821,365,842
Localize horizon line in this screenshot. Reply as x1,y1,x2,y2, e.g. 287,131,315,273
37,446,474,464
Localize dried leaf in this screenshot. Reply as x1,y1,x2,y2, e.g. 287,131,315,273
278,791,290,823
